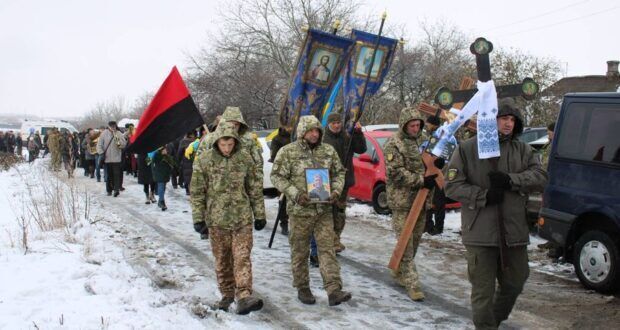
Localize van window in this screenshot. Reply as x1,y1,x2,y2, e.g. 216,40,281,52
557,103,620,164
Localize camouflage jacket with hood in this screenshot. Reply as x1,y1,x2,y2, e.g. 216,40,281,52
270,115,345,218
195,106,263,182
384,107,427,211
190,122,266,230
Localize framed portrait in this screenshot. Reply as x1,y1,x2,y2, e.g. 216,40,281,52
305,168,331,203
354,45,386,79
307,47,339,85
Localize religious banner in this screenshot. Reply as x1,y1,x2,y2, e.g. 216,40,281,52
279,29,355,132
342,29,398,126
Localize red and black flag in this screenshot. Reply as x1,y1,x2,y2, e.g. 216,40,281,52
127,66,204,154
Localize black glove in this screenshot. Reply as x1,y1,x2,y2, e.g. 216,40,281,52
488,171,511,190
433,158,446,169
254,219,266,231
423,174,438,189
194,221,208,234
486,188,504,205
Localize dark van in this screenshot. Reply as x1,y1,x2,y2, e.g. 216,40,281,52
539,93,620,293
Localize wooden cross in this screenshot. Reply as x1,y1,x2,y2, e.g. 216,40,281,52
388,37,540,271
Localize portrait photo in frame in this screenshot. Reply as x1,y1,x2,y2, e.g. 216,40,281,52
305,168,331,203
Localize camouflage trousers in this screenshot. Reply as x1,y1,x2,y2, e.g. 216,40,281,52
391,209,426,290
210,224,254,300
332,186,349,242
289,212,342,294
50,151,61,171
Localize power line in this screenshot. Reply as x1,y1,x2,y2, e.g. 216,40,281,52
494,5,620,37
482,0,590,33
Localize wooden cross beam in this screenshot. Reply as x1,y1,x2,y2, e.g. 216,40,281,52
417,77,477,131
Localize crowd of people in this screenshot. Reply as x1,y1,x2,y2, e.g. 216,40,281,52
5,99,550,328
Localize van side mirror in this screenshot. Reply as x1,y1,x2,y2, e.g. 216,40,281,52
359,153,374,163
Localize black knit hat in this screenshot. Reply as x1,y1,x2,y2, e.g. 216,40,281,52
497,99,524,136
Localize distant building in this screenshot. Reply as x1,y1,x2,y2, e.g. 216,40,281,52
544,60,620,96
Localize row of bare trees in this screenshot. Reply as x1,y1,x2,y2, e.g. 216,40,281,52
80,0,563,130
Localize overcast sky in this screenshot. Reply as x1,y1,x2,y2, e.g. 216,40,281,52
1,0,618,119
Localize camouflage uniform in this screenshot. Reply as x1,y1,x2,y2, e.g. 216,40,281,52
384,107,428,299
195,106,263,183
48,129,62,171
59,133,76,178
540,142,551,171
190,122,265,301
270,116,346,295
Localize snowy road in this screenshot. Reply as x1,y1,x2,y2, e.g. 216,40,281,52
2,161,619,329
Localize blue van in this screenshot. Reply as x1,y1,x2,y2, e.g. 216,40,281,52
539,93,620,293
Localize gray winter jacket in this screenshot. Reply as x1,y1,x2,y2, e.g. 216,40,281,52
445,136,547,247
96,129,127,163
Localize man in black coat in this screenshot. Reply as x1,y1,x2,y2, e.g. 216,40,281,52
322,112,366,252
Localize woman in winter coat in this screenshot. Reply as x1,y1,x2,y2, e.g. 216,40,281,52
150,147,176,211
137,153,156,204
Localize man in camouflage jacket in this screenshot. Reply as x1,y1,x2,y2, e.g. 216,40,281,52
190,122,266,315
384,107,438,302
195,106,263,183
270,115,352,306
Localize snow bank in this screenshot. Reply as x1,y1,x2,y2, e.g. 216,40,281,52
0,161,204,329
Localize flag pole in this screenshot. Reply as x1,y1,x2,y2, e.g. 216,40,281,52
352,11,387,128
342,11,387,163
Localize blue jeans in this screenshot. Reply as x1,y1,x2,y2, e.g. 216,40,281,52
310,235,317,257
95,154,103,180
157,182,166,203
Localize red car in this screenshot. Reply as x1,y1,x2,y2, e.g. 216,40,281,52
349,130,393,214
348,130,461,214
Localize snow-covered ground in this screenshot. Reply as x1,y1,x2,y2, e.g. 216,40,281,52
2,158,616,329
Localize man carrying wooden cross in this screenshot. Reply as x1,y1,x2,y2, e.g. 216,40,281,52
445,98,547,329
384,107,441,301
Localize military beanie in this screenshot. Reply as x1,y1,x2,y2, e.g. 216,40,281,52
497,98,524,136
327,113,342,124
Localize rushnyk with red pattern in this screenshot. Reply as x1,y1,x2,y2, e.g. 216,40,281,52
127,66,204,154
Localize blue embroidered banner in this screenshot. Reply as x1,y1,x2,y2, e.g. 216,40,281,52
279,29,355,131
342,29,398,125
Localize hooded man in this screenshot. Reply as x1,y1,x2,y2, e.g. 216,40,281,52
190,122,266,315
384,107,438,302
47,128,62,171
445,99,547,329
322,112,366,252
270,115,352,306
195,107,263,183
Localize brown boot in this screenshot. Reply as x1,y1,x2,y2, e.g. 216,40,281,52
407,287,425,302
214,296,234,311
236,296,263,315
297,288,316,305
328,289,352,306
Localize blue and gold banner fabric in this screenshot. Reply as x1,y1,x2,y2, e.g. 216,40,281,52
279,29,355,130
342,29,398,124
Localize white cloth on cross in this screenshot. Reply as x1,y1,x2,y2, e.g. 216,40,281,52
475,80,500,159
428,80,499,159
